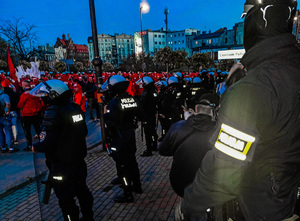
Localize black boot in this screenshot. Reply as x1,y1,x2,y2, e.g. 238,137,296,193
132,185,143,194
140,150,152,157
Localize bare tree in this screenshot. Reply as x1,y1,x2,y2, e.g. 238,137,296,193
0,18,38,61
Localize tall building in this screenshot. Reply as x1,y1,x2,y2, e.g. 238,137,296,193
88,34,134,67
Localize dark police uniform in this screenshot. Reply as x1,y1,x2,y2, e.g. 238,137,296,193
34,102,94,221
161,86,184,133
181,34,300,220
104,92,141,201
140,85,158,155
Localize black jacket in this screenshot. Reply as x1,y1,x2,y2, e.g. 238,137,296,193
159,114,215,197
34,102,88,170
84,82,96,98
181,34,300,220
139,87,157,121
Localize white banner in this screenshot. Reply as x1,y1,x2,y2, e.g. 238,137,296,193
218,49,245,60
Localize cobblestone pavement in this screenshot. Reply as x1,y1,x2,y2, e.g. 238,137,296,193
0,128,181,221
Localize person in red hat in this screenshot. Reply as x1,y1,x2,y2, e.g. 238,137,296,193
73,83,86,113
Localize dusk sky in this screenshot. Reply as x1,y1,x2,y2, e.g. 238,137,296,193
1,0,256,46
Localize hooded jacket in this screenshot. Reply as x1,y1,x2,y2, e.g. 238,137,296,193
159,114,215,197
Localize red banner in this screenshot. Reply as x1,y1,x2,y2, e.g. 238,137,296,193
7,45,16,75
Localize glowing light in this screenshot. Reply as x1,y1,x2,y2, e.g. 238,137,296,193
214,124,256,161
221,124,255,142
53,176,63,181
140,1,150,14
215,142,247,161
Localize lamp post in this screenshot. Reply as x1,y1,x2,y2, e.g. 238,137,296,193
140,1,149,72
89,0,106,149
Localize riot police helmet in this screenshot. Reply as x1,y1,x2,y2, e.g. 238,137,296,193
30,79,69,100
192,77,202,84
136,76,154,88
155,80,167,87
173,72,183,80
242,0,297,51
166,76,179,87
101,75,129,92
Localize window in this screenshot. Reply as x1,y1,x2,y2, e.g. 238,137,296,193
127,40,129,42
174,41,177,44
182,40,184,43
155,42,157,44
196,41,198,45
178,41,181,44
162,35,165,38
171,41,173,44
170,34,173,37
155,34,157,37
174,34,177,37
182,33,184,36
174,48,176,50
159,35,161,38
159,42,161,45
163,42,165,45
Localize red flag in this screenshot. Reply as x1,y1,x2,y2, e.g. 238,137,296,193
7,45,16,75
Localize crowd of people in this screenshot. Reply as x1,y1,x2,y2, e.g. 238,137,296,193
0,67,228,154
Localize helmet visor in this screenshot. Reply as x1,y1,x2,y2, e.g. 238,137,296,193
241,4,255,18
135,78,143,86
30,82,51,97
101,80,109,91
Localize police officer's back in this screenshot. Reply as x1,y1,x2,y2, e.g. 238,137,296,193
177,1,300,220
137,76,158,156
31,80,94,221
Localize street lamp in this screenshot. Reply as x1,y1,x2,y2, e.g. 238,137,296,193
140,1,150,72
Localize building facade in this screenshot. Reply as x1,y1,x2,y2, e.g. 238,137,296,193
37,44,56,69
167,28,200,56
54,34,89,66
192,22,244,60
88,33,134,67
134,28,167,58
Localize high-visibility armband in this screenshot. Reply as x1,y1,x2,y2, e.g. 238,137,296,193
215,124,255,161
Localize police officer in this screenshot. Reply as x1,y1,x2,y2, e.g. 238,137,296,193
31,80,94,221
160,76,183,138
155,80,168,141
159,93,219,198
102,75,142,203
136,76,158,157
176,0,300,220
185,77,208,109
